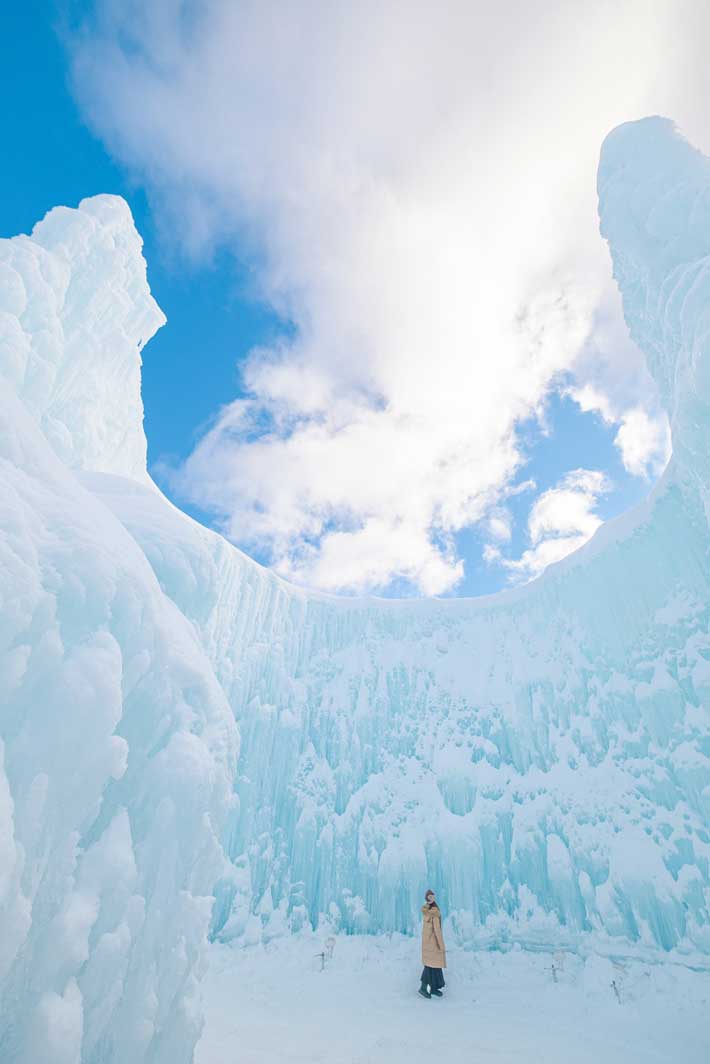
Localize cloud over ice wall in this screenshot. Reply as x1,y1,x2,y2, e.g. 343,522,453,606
1,118,710,1060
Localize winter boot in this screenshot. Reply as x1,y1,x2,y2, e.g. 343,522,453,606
418,982,431,999
431,988,443,997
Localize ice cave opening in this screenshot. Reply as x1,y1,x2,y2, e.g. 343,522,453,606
1,116,709,1063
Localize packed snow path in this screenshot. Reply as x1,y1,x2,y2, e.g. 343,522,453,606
196,936,710,1064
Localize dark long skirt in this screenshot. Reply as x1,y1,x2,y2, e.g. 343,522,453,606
421,966,446,991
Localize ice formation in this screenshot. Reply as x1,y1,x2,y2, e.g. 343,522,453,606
0,199,238,1063
1,117,709,1062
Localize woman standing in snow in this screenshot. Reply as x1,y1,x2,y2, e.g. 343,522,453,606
419,889,446,998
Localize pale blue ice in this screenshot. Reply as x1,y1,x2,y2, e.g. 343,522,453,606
0,117,709,1063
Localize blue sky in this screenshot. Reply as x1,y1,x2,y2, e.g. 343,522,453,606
1,4,279,501
2,2,670,597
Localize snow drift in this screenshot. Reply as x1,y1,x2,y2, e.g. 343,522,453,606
1,117,709,1063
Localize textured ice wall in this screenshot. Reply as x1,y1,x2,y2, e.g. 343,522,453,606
95,462,710,957
0,195,164,480
91,118,709,959
0,198,237,1064
2,117,710,1064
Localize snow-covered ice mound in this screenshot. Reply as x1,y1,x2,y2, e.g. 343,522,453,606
1,116,709,1062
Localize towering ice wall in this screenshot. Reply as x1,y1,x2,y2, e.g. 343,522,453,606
1,117,710,1062
0,198,237,1064
91,118,709,958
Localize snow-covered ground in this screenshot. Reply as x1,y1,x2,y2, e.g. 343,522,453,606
196,936,710,1064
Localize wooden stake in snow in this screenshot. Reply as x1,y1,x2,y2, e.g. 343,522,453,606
316,937,337,972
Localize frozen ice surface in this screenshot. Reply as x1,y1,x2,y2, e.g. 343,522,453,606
1,117,710,1062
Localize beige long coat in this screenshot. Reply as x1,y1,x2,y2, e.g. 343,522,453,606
421,904,447,968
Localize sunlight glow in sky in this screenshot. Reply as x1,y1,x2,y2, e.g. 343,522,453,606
5,2,710,596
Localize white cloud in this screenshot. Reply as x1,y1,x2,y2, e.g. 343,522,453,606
568,384,616,424
68,0,710,594
490,469,610,583
614,409,671,478
567,381,671,479
486,509,513,545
